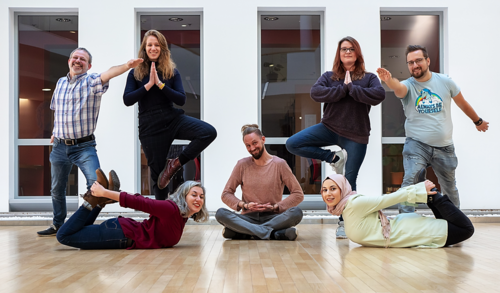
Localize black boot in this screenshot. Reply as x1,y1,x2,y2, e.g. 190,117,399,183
413,167,428,185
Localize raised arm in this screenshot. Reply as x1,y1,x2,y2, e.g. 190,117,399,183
347,74,386,106
349,181,430,216
91,181,178,218
100,58,143,84
310,73,348,103
376,68,408,98
453,92,489,132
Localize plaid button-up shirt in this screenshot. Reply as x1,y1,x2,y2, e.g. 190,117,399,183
50,72,109,139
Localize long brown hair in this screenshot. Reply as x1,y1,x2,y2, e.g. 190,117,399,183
134,30,176,81
331,36,366,81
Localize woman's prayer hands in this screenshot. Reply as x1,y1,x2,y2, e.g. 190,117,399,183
344,70,352,85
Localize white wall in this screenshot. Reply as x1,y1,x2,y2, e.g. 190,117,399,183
1,0,499,212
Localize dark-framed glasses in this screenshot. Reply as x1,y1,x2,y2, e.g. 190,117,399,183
406,58,425,66
340,47,355,53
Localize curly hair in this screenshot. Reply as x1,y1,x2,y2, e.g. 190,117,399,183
134,30,176,81
168,181,209,223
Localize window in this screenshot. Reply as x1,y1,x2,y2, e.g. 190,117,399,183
139,14,201,195
259,13,324,203
380,13,442,194
16,15,79,198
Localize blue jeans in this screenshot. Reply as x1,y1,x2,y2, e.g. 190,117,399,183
50,139,100,228
286,123,367,191
400,137,459,213
57,206,129,249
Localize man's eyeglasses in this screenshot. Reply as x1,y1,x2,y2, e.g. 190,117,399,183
406,58,425,66
340,47,355,53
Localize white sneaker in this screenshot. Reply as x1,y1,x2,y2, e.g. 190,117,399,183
330,149,347,175
336,221,347,239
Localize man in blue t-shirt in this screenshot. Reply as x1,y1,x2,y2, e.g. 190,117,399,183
377,45,489,213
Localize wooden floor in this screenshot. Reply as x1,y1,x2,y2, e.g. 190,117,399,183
1,224,499,293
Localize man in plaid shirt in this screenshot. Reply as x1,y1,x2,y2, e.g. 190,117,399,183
37,48,142,236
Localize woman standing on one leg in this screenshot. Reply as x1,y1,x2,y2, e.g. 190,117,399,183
123,30,217,200
286,36,385,238
57,177,209,249
321,172,474,248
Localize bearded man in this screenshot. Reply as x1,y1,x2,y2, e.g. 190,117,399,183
377,45,488,213
215,124,304,240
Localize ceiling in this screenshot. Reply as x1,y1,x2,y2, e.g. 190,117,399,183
140,15,200,30
19,15,78,31
261,15,320,30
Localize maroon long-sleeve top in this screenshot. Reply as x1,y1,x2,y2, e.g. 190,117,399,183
117,192,187,249
311,71,385,144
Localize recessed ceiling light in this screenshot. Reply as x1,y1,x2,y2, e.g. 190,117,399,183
169,17,183,22
42,89,51,91
264,17,279,21
389,55,398,59
380,16,392,21
181,24,187,27
56,18,71,22
69,31,76,34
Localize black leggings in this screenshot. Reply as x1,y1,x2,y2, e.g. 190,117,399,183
427,194,474,246
139,110,217,200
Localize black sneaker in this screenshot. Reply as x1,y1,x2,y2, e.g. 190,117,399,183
37,224,58,237
222,227,251,240
273,227,298,241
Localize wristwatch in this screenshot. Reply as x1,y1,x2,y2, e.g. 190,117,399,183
474,118,483,126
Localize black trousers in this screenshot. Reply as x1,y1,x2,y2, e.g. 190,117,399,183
428,194,474,246
139,108,217,200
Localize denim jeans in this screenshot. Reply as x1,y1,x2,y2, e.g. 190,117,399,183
57,206,129,249
139,110,217,200
215,207,303,239
400,137,459,213
286,123,367,191
50,139,100,228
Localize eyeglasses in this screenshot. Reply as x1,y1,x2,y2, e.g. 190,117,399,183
340,47,355,53
406,58,425,66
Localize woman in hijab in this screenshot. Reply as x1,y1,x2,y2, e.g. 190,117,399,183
321,170,474,248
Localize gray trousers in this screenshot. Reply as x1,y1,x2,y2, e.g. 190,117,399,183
215,207,303,239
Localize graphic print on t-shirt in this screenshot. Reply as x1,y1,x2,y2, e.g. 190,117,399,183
415,88,443,114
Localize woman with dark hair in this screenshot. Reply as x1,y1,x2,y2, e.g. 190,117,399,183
123,29,217,200
56,170,209,249
286,36,385,238
321,170,474,248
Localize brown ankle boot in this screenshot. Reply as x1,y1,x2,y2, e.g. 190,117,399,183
82,169,119,209
158,158,182,189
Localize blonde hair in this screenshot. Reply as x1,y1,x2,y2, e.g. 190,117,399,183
134,30,176,81
241,124,263,140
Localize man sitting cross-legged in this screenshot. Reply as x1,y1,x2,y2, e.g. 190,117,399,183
215,124,304,241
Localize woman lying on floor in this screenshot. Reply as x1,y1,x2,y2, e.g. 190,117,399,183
57,169,208,249
322,170,474,248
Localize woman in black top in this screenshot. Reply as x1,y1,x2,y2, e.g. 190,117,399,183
124,30,216,200
285,36,385,238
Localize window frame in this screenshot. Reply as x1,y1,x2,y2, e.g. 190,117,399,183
257,10,325,208
12,10,79,211
135,11,204,196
